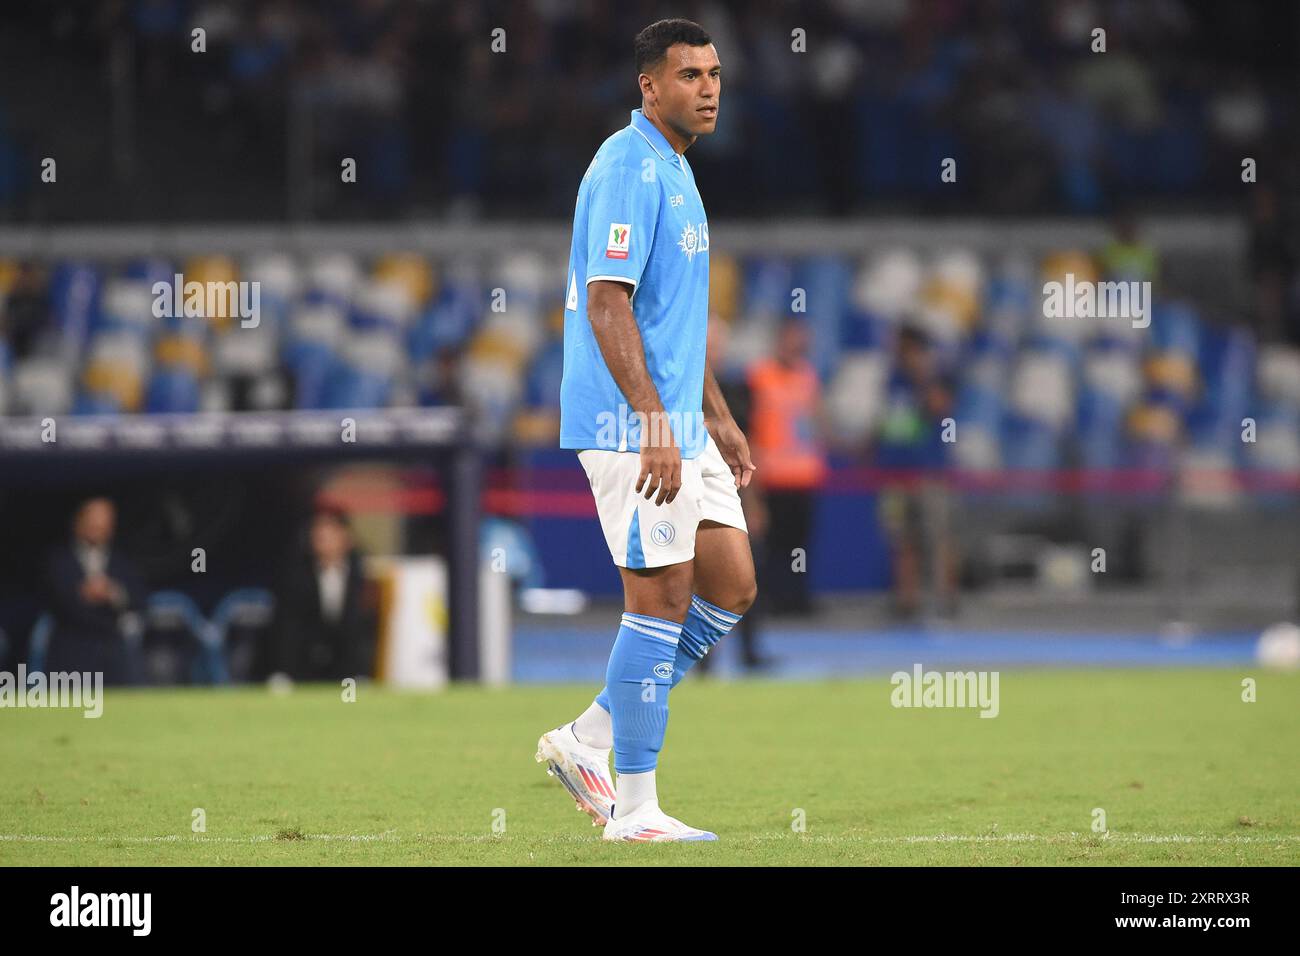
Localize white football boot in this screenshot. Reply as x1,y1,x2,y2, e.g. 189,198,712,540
535,723,615,826
602,800,718,842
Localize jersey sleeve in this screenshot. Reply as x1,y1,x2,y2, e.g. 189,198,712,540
584,166,661,291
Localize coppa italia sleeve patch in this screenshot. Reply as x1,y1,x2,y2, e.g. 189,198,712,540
606,223,631,259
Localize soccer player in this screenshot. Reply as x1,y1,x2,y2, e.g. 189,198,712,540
536,18,757,843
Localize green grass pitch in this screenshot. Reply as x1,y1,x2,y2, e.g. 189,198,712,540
3,669,1297,865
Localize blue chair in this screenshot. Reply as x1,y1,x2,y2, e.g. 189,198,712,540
123,257,175,287
210,589,275,683
480,518,545,589
1077,387,1126,470
142,591,222,686
71,392,123,416
284,340,339,409
144,368,202,414
48,261,101,352
323,365,391,409
27,613,53,675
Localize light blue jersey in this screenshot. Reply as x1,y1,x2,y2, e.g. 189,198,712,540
560,109,711,459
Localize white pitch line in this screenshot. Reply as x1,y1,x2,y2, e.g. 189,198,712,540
0,832,399,844
1,832,1296,846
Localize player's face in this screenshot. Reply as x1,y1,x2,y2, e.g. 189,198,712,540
649,43,721,138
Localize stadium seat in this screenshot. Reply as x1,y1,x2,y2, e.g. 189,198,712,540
142,591,224,686
1250,403,1300,471
26,613,53,675
122,256,175,288
1256,345,1300,407
952,381,1004,470
1004,402,1065,466
743,256,797,320
71,391,124,416
210,588,275,683
1010,350,1074,431
1077,386,1127,470
826,351,889,446
288,341,339,410
853,249,923,322
48,261,101,352
144,367,202,414
306,253,362,306
350,277,417,334
480,518,544,589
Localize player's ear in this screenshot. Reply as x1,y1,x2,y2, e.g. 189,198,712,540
638,72,654,102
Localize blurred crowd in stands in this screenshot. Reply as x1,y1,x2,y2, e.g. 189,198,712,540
0,0,1297,220
2,226,1299,473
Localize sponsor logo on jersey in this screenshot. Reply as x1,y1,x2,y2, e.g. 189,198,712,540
606,223,631,259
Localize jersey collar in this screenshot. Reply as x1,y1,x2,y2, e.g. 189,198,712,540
630,109,678,161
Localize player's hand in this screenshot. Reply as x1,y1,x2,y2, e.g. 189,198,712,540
636,432,682,506
708,417,756,489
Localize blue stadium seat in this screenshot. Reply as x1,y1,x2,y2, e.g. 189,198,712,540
211,588,275,683
72,392,123,416
322,365,391,409
1150,302,1201,357
1077,387,1127,470
123,257,175,287
48,261,101,351
142,591,225,686
144,368,202,414
285,340,339,409
793,256,852,377
524,339,564,411
742,256,796,317
1001,414,1063,471
27,613,53,675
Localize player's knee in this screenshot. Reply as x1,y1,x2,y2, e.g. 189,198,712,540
628,578,692,622
733,576,758,615
714,576,756,616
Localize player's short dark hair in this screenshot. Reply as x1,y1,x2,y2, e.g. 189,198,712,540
634,18,712,74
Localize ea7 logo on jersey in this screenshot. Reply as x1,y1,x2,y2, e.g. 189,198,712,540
606,223,631,259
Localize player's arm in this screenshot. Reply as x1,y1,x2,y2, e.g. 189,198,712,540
703,364,756,489
587,279,681,505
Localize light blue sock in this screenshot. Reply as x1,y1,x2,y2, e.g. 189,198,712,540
605,612,682,774
594,596,742,717
673,595,742,684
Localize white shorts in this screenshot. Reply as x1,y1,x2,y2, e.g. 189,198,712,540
578,433,748,569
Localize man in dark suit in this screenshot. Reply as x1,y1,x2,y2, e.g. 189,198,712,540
272,506,376,682
45,497,144,684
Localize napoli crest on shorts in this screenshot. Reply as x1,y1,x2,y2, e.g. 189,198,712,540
650,521,676,547
653,662,675,680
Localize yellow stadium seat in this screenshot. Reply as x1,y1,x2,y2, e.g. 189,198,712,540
374,253,437,306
